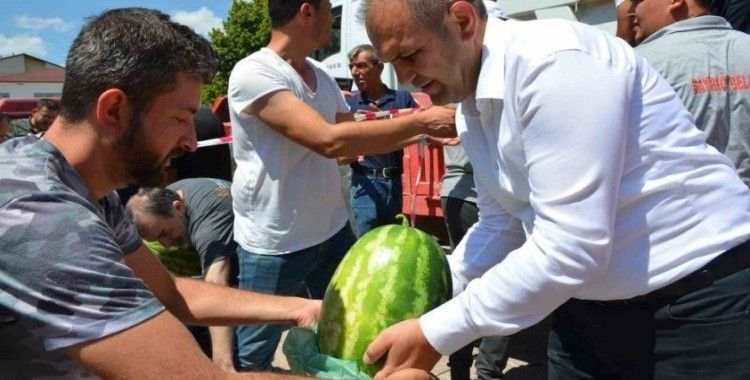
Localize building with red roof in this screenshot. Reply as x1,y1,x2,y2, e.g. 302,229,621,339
0,54,64,98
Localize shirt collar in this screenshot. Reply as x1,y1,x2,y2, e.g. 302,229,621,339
641,15,732,45
475,16,509,101
357,86,396,105
462,17,509,117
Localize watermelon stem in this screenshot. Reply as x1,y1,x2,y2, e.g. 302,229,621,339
396,214,410,227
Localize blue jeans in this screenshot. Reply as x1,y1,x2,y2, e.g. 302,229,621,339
350,174,402,237
234,224,356,371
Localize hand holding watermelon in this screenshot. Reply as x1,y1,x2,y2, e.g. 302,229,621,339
383,368,436,380
290,298,322,327
362,318,441,379
316,215,452,377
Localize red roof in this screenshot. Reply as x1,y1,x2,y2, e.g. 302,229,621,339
0,68,65,83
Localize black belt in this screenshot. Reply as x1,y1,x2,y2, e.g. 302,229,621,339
351,166,402,179
595,239,750,305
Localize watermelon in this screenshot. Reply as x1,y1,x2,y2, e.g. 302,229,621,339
143,240,202,277
318,215,452,377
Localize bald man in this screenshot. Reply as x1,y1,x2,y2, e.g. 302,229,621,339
634,0,750,187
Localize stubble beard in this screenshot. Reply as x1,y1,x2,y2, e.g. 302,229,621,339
116,116,171,187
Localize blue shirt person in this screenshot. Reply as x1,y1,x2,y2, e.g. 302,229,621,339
345,44,417,237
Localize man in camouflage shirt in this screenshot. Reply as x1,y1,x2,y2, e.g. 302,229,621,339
0,8,320,379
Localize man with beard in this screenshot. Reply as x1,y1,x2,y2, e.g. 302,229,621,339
0,7,323,379
358,1,750,379
126,178,238,372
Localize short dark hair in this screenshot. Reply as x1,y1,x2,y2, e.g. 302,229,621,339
359,0,487,32
348,44,381,65
36,98,59,111
268,0,323,28
126,187,179,221
60,8,218,122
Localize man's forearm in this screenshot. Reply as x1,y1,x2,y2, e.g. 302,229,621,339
203,260,237,371
323,112,450,158
127,248,315,328
170,277,309,326
209,325,235,371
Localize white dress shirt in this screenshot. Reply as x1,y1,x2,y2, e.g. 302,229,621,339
420,17,750,355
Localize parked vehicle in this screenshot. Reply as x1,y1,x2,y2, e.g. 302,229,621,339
0,97,59,120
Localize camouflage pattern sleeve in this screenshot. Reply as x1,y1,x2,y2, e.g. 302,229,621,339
0,193,164,351
103,191,144,255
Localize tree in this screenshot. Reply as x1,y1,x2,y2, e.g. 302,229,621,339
202,0,271,105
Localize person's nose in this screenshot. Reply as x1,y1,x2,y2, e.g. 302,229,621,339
392,59,416,86
181,120,198,153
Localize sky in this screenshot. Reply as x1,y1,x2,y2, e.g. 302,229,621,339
0,1,234,67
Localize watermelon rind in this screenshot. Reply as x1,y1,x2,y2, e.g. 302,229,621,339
318,219,452,377
143,240,202,277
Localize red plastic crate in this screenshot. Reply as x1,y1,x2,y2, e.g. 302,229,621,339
402,143,444,218
401,92,446,218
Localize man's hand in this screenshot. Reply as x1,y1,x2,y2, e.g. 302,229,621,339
425,136,461,146
291,298,322,326
415,106,457,138
336,156,359,165
336,155,364,165
363,319,441,380
385,368,437,380
213,356,237,373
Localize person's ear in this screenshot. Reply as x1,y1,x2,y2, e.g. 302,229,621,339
95,89,131,140
173,199,186,215
300,2,314,19
448,1,480,42
668,0,687,13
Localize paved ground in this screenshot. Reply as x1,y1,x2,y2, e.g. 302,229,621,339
1,315,549,379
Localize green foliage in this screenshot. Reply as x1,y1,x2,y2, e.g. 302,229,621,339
202,0,272,105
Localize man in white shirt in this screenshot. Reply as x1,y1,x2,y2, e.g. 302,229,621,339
228,0,456,371
359,1,750,379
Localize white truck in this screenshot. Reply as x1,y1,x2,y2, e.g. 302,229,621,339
312,0,618,91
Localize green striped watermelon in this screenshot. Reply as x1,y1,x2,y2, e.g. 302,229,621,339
143,240,202,277
318,215,452,377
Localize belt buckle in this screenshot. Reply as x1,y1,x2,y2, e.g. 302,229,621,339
382,167,399,179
